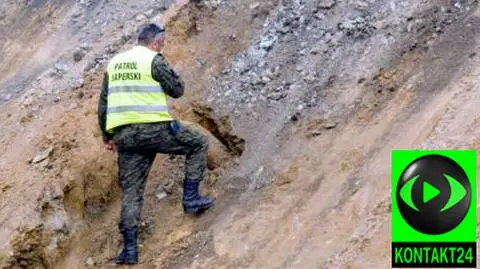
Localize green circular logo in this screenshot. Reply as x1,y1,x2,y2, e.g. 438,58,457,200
396,155,471,235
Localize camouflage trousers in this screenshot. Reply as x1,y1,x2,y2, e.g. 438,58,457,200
113,121,208,231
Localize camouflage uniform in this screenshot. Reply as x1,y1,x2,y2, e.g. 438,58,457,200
97,53,208,232
114,122,208,231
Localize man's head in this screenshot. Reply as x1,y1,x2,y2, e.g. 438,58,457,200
137,23,166,53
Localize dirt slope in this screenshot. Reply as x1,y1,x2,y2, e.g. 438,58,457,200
1,0,480,268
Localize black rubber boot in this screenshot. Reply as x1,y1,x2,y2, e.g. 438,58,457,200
183,178,216,214
114,228,138,265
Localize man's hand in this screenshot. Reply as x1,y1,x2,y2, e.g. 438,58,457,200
105,140,117,152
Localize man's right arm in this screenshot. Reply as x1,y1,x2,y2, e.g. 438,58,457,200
98,72,113,143
151,54,185,98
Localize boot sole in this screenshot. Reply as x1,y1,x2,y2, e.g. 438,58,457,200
183,203,214,214
114,260,138,265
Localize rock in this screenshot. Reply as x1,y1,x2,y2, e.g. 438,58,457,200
72,11,82,18
324,121,337,129
306,131,322,138
319,41,330,53
206,0,219,9
315,12,326,20
197,58,208,66
325,32,332,41
73,49,86,62
68,103,78,110
71,78,85,89
338,17,376,39
162,180,175,195
79,0,93,6
290,114,299,122
273,66,280,77
277,26,290,34
262,69,275,80
251,76,263,85
52,63,69,77
252,166,265,188
304,75,316,83
262,76,272,83
86,257,95,267
32,148,54,164
155,190,167,201
318,0,336,9
144,9,155,17
20,113,33,123
259,39,275,51
299,15,306,25
269,92,287,101
80,42,92,51
329,32,343,47
105,41,121,54
249,3,260,10
23,97,33,107
135,13,147,22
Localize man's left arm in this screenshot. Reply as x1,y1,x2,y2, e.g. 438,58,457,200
151,54,185,98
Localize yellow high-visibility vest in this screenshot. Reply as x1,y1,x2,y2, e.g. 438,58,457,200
105,46,173,133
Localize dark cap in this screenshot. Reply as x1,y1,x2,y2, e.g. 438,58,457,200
137,23,165,44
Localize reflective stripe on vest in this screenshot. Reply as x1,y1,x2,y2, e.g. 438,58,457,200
107,105,168,114
108,85,164,94
105,46,173,133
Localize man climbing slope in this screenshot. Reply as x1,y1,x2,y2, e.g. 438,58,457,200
97,23,216,265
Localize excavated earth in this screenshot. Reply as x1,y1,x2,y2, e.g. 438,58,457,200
1,0,480,268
